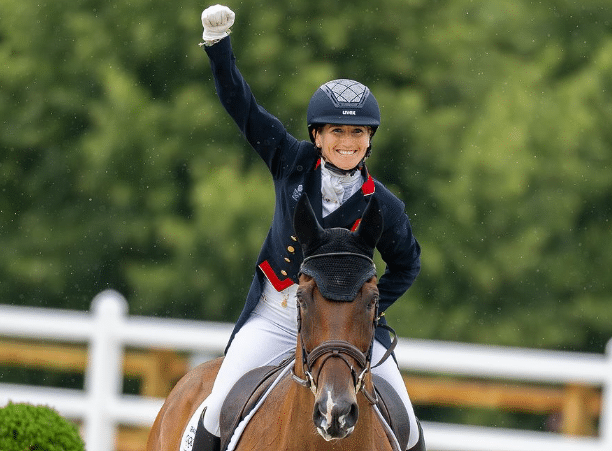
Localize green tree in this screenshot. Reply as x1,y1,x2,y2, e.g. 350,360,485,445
0,0,610,355
382,0,612,352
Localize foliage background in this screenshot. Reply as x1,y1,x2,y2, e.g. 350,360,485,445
1,0,611,428
0,402,85,451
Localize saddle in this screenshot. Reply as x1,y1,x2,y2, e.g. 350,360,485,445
219,361,410,451
372,374,411,450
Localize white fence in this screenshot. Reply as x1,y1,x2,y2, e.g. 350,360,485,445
1,289,611,451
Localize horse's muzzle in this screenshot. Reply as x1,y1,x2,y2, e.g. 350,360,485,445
313,390,359,440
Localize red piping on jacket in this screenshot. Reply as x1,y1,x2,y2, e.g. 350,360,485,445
361,174,375,195
259,260,294,291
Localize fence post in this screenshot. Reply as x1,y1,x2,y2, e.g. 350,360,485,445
85,290,128,451
561,384,596,436
600,338,612,449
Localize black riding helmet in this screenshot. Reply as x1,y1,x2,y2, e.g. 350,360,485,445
307,79,380,131
307,79,380,171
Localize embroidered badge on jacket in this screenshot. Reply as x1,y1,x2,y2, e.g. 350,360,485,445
291,184,303,201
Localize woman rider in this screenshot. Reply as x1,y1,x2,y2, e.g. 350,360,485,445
193,5,425,451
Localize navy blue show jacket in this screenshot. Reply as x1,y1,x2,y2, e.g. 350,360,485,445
204,37,421,350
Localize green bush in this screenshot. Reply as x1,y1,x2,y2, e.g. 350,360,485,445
0,402,85,451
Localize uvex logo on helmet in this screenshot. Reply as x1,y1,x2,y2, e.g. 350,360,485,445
307,79,380,143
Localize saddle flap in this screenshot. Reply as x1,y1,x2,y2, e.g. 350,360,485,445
219,363,287,451
373,374,411,451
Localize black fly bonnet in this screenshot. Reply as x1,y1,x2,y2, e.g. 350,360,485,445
293,194,383,301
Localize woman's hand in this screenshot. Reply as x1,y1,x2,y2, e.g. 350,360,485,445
201,4,235,42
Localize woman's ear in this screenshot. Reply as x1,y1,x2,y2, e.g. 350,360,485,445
312,128,320,147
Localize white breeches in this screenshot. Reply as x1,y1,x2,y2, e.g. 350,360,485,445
202,281,420,449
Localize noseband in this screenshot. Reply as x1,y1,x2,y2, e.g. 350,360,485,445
296,333,374,399
292,310,397,404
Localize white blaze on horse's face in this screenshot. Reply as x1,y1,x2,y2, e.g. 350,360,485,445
325,390,334,430
319,390,335,440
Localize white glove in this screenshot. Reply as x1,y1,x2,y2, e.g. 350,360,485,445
201,4,235,42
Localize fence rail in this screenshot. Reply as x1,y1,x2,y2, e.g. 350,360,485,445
1,290,611,451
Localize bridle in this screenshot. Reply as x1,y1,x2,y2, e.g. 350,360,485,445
291,253,398,404
292,305,398,405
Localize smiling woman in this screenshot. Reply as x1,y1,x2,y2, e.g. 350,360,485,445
313,124,373,171
188,5,423,451
306,78,381,176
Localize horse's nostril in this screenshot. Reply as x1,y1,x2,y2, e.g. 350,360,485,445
347,402,359,426
337,401,358,433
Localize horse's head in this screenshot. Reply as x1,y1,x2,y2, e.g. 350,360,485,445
292,194,383,441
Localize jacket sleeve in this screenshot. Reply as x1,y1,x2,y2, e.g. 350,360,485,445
375,195,421,313
204,37,299,179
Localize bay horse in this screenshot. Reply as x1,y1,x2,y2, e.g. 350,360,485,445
147,194,404,451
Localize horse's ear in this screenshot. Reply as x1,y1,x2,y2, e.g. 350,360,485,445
294,193,324,251
355,196,384,249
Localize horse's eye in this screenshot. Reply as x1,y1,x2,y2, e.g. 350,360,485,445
368,296,379,310
296,293,306,308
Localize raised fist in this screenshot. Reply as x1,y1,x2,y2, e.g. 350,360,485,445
201,4,235,41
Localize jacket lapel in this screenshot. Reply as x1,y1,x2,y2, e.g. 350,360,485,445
321,166,375,229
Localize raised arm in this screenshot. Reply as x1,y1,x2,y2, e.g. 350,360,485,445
200,5,300,176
